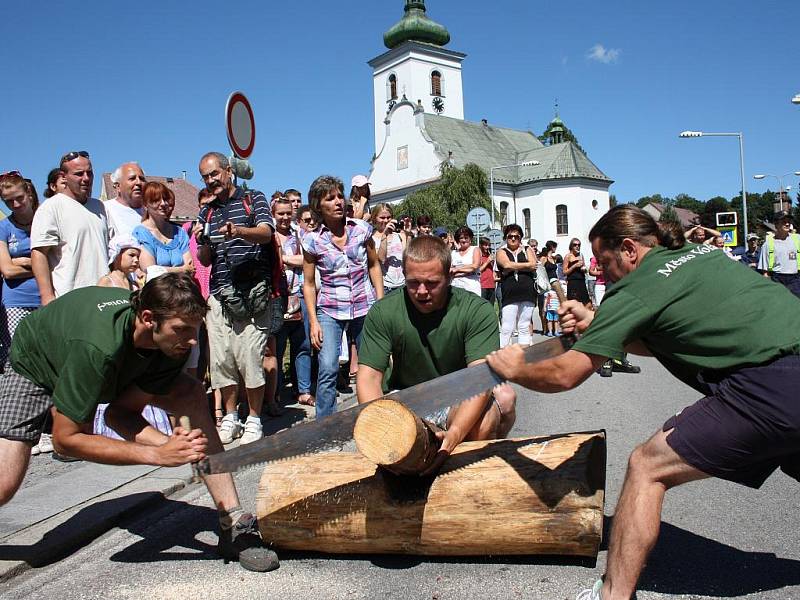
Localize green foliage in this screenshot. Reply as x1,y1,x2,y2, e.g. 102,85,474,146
673,193,703,214
658,205,681,226
609,194,617,207
398,163,491,232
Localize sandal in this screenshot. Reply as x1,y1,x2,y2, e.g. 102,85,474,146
214,408,224,428
298,394,315,407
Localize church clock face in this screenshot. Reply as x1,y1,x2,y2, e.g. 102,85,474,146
432,96,445,114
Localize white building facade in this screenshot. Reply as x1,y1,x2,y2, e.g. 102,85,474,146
368,1,613,249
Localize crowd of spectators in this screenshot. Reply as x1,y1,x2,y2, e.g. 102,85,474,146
4,154,799,459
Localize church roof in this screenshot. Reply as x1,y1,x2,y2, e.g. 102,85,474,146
421,114,612,185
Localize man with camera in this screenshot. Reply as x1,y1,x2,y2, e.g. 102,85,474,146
195,152,283,445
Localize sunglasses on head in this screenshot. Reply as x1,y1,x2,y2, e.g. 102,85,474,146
0,170,22,180
60,150,90,163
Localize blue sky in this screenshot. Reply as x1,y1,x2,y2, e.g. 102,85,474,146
1,0,798,209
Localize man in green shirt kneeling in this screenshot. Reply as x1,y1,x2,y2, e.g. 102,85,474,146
0,273,278,572
357,235,517,474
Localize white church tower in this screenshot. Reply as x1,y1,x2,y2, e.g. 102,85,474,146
368,1,465,155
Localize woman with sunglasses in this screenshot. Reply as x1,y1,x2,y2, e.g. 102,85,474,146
450,226,481,296
563,237,591,308
496,224,537,347
371,203,407,295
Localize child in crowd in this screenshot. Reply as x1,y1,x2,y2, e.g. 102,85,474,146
97,235,142,291
544,287,560,337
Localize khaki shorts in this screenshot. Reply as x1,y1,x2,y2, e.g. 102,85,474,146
207,294,278,389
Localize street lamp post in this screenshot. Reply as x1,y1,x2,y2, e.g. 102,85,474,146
490,160,541,227
792,93,800,105
679,131,749,242
753,171,800,212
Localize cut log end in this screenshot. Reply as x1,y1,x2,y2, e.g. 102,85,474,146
354,398,441,475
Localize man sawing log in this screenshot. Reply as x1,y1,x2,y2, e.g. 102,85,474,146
356,235,517,474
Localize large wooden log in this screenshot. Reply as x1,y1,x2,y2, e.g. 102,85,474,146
353,398,442,475
256,431,606,557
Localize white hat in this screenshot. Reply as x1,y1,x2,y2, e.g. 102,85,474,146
108,235,142,266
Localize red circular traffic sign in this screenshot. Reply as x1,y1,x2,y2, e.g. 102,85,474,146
225,91,256,159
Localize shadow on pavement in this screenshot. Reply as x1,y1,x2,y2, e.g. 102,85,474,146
602,516,800,597
0,492,173,568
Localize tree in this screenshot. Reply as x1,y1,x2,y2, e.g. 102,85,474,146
398,163,491,232
609,194,617,208
673,193,703,215
659,204,681,226
635,194,670,209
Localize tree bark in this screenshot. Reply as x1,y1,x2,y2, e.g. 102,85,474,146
256,431,606,557
353,398,441,475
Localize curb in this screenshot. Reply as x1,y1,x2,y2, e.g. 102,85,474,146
0,469,190,583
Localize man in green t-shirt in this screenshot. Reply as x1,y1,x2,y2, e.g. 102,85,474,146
0,273,278,572
357,236,517,473
487,205,800,600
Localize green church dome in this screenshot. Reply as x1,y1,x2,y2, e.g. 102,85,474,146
384,1,450,49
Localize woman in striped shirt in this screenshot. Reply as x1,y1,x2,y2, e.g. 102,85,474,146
301,176,384,418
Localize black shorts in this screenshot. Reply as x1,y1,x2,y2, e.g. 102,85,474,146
663,354,800,488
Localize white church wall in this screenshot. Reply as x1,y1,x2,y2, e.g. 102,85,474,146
370,103,442,196
501,181,610,250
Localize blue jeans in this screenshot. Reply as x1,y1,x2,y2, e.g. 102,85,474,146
316,311,365,419
274,319,312,397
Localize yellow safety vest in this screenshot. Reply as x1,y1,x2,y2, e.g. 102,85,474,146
767,233,800,270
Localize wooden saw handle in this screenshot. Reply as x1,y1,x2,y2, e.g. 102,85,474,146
179,416,202,484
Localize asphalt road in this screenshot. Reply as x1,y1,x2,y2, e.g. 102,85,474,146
2,354,799,600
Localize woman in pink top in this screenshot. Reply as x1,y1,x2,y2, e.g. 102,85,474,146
589,256,606,306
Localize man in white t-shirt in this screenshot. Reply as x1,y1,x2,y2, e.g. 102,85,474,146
31,151,109,305
105,162,146,237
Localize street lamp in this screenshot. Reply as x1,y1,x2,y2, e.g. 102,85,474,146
679,130,749,241
489,160,540,226
753,172,800,212
792,93,800,105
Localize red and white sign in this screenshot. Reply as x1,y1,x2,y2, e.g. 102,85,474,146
225,91,256,159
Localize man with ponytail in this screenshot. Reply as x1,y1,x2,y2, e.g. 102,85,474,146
488,205,800,599
0,273,279,571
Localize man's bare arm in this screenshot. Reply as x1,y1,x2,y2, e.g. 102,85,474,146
356,364,385,404
52,409,206,467
487,347,604,393
31,247,56,305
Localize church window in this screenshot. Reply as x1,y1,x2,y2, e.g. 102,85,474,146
556,205,568,235
431,71,442,96
388,74,398,101
499,201,509,227
523,209,531,239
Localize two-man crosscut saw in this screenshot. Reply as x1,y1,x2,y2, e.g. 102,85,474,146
197,334,573,476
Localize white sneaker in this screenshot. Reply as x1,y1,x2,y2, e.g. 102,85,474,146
239,416,263,445
218,414,243,445
37,433,54,454
576,579,603,600
31,442,41,456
